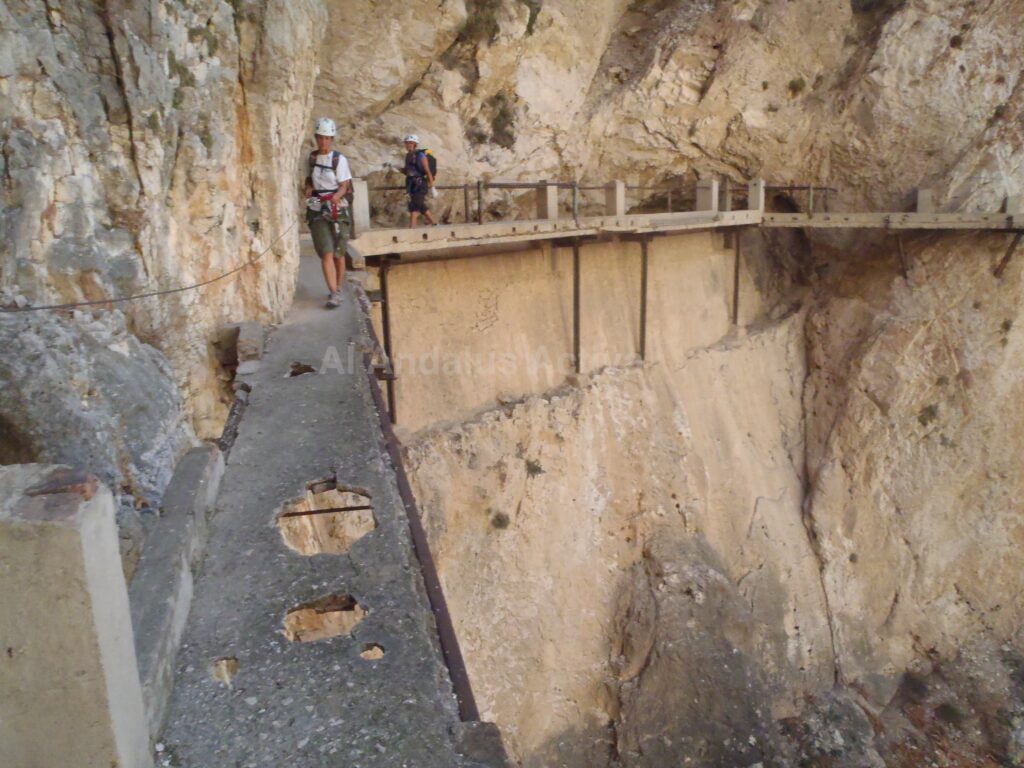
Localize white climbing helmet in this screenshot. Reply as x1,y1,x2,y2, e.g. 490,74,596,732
315,117,337,137
403,134,419,144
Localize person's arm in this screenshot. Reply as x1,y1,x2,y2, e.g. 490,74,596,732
420,153,434,187
332,178,352,204
332,156,353,204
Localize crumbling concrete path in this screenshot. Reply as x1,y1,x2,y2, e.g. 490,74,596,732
160,252,466,766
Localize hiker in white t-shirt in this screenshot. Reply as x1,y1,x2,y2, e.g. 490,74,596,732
303,117,353,308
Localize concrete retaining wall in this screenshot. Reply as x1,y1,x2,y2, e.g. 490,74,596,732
386,231,749,432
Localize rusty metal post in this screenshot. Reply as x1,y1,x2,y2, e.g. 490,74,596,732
464,184,471,223
572,183,579,224
895,234,910,279
808,185,815,213
476,180,483,224
732,231,742,326
639,238,649,360
667,188,673,213
379,260,397,423
573,240,581,374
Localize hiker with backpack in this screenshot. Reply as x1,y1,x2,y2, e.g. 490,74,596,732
303,117,353,308
401,134,437,227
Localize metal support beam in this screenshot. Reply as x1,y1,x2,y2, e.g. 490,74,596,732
476,180,483,224
639,238,649,360
895,234,910,279
994,232,1023,279
379,259,397,424
572,240,581,374
463,184,471,223
732,230,742,326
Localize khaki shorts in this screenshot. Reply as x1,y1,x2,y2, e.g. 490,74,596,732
307,209,352,264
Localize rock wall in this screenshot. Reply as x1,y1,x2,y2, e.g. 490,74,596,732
402,227,1024,765
804,232,1024,704
406,311,832,766
1,1,326,520
399,229,832,766
315,0,1022,219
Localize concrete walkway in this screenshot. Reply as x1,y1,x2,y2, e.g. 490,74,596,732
160,250,478,766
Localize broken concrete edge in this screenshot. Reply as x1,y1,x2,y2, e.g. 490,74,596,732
235,321,265,362
128,444,225,742
218,384,250,457
0,464,153,768
352,284,512,764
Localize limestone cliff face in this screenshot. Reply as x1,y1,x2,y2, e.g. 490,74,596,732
804,232,1024,704
1,0,325,435
1,1,326,524
316,0,1022,216
404,232,1024,766
405,312,836,766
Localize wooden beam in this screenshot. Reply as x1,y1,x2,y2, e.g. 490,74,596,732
763,212,1016,230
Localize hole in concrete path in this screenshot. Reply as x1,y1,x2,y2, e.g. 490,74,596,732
360,643,385,661
277,480,376,555
288,362,317,377
211,656,239,686
284,593,366,643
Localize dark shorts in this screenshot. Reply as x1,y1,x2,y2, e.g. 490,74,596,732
408,180,429,213
307,209,352,266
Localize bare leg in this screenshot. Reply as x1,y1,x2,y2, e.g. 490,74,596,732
409,211,420,228
424,209,436,225
333,256,345,288
320,252,338,293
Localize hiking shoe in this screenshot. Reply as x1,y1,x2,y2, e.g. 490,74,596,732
325,291,342,308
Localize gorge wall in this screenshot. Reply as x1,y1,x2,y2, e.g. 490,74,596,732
314,0,1023,217
401,229,1024,767
2,1,1023,765
1,0,325,557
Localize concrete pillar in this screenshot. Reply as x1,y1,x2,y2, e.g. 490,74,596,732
605,180,626,217
0,465,152,768
696,179,719,212
916,188,935,213
719,177,733,212
351,178,371,235
748,179,766,213
536,181,559,220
